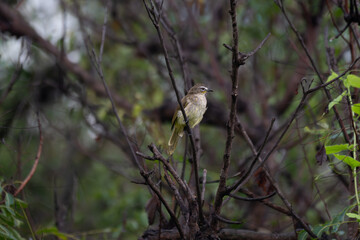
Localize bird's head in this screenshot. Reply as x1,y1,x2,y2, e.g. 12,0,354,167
188,84,213,95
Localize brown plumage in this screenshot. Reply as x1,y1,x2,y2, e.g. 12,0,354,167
168,84,213,155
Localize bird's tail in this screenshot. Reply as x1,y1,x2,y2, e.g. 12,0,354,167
167,126,184,155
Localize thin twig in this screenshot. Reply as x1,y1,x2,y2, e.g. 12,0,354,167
98,0,110,64
295,119,332,221
143,0,204,223
81,5,185,236
275,0,351,146
0,65,22,105
157,9,192,89
306,56,360,94
181,137,188,180
227,88,316,237
140,170,185,238
14,114,43,196
216,214,243,225
238,33,271,64
239,189,291,216
225,118,275,196
163,166,188,220
211,0,240,229
141,144,194,201
201,169,207,206
91,3,141,170
229,191,276,202
325,0,349,43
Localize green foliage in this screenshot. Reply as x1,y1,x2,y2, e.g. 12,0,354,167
352,103,360,116
298,207,349,239
333,154,360,169
346,213,360,221
328,91,346,111
2,0,360,239
347,74,360,88
0,185,27,240
325,144,351,154
36,227,75,240
321,72,360,237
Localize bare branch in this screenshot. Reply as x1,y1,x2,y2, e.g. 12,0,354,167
275,0,351,146
211,0,240,229
201,169,207,206
143,0,204,223
229,191,276,202
163,167,189,220
14,114,43,196
140,169,185,238
215,214,243,225
218,229,296,240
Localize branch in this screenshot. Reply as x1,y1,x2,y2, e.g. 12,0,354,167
274,0,351,146
0,2,132,112
143,0,204,223
215,214,243,225
140,170,185,239
201,169,207,206
218,229,296,240
224,32,271,65
140,143,196,204
218,84,317,236
239,189,291,216
225,118,275,196
163,167,189,221
88,1,142,170
14,114,43,196
306,57,360,94
229,191,276,202
211,0,240,229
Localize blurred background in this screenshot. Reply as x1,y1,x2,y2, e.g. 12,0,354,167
0,0,357,239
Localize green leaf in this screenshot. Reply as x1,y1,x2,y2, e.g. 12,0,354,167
328,91,346,111
333,154,360,168
0,224,24,240
326,71,339,83
5,193,14,208
346,213,360,221
330,206,351,233
347,74,360,88
297,230,308,240
352,103,360,115
36,227,70,240
325,144,350,154
15,199,28,209
312,224,329,237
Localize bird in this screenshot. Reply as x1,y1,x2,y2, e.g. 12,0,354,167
168,83,213,155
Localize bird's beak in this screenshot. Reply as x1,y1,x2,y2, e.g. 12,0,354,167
207,88,214,92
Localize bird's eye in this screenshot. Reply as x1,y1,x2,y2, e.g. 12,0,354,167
201,87,206,91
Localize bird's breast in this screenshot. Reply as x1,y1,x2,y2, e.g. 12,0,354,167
175,94,208,128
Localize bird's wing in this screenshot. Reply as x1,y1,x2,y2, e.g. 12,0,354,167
171,97,189,130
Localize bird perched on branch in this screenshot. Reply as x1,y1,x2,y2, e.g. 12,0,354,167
168,84,213,155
